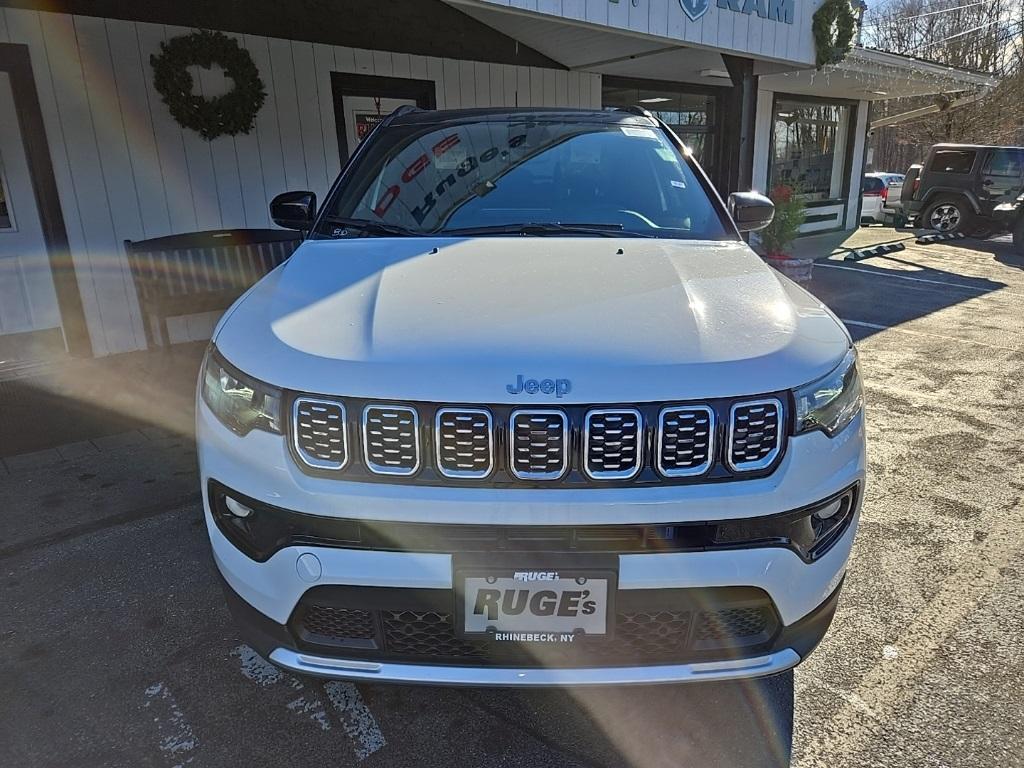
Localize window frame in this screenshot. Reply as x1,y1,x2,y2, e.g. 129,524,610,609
981,148,1024,179
0,148,16,231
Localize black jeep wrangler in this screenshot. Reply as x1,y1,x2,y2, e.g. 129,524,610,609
905,144,1024,234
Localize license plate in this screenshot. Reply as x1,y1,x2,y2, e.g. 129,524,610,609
461,572,610,639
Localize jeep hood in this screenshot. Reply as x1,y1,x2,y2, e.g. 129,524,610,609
214,237,850,403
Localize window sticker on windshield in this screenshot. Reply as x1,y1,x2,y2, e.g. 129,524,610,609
621,126,658,139
670,179,686,189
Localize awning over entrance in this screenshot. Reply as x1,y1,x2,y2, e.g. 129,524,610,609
761,47,996,102
446,0,995,100
446,0,818,71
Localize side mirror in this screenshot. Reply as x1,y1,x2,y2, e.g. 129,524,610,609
270,191,316,231
729,191,775,232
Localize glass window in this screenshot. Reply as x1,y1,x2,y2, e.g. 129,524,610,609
983,149,1024,177
862,176,884,193
0,151,12,230
771,99,853,203
323,117,730,241
603,84,717,173
930,150,976,174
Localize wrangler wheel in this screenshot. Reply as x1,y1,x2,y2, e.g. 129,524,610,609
923,196,973,234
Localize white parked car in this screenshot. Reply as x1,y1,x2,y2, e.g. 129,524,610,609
198,107,866,686
862,172,905,224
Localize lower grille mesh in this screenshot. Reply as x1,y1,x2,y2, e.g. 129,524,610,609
692,607,772,649
301,606,376,641
382,610,485,658
298,600,777,665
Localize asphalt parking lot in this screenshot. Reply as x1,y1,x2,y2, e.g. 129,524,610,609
2,229,1022,767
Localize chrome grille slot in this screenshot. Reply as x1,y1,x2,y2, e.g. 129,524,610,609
435,408,493,479
509,409,568,480
293,398,348,470
584,409,642,480
728,399,783,471
363,405,420,475
657,405,714,477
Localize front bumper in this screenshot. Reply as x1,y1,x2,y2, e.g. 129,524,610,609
199,400,864,685
219,570,843,686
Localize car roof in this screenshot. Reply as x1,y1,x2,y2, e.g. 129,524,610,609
930,143,1024,151
387,106,658,128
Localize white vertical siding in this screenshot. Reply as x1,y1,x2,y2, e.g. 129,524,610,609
1,8,600,355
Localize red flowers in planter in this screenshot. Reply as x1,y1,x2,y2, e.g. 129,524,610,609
771,185,794,204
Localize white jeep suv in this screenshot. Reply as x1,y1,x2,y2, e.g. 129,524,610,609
198,107,865,686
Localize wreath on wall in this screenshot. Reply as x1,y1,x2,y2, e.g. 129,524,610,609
150,30,266,141
812,0,858,68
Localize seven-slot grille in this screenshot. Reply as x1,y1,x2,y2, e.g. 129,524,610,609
657,406,714,477
728,399,783,471
290,396,787,482
509,410,569,480
584,409,642,479
293,398,348,469
435,409,493,478
363,405,420,475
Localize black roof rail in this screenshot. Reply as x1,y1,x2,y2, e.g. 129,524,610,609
614,106,656,119
390,104,424,118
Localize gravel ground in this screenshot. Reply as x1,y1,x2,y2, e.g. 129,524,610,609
1,229,1021,767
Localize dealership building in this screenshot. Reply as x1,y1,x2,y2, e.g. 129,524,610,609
0,0,994,361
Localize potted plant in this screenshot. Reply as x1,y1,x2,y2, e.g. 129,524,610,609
759,185,811,282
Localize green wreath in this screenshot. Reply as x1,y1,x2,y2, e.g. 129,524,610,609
150,30,266,141
812,0,858,68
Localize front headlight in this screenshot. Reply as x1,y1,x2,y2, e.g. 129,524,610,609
793,347,863,437
200,347,282,436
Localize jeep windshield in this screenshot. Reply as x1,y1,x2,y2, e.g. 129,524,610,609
317,115,733,240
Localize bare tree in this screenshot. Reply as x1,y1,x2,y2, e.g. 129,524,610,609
861,0,1023,172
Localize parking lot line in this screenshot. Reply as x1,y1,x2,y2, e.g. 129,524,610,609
818,262,1024,298
143,682,199,767
324,682,387,761
840,319,1019,352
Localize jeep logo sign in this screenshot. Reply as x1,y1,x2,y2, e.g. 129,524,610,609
506,375,572,398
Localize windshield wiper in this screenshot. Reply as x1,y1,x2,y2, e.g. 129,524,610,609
436,222,637,238
321,216,421,237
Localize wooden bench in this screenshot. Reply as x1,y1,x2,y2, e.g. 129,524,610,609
124,229,302,348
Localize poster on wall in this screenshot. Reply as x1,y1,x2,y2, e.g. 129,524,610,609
355,112,386,142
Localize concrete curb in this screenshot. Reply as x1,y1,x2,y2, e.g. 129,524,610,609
843,242,908,261
916,232,967,244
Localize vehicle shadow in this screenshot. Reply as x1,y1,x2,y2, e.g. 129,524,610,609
364,673,795,768
942,235,1023,271
807,253,1007,342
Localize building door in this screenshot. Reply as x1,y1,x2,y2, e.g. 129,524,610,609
331,73,437,164
0,72,63,361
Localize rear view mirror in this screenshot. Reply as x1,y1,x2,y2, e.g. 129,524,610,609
729,192,775,232
270,191,316,231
